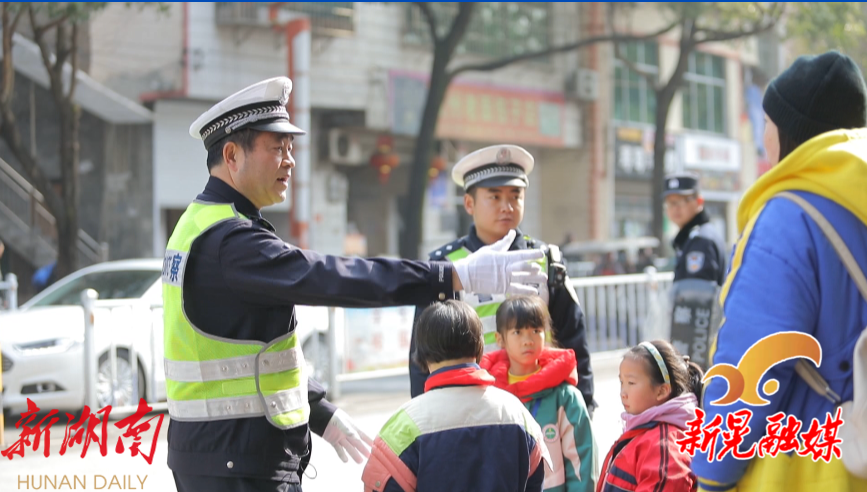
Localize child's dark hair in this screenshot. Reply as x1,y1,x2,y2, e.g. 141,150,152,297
495,295,551,335
413,300,484,371
627,340,704,402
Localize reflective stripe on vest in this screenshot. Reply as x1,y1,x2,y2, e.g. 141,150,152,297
445,244,548,351
162,201,309,429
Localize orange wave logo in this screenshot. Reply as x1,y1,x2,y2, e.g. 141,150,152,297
702,332,822,406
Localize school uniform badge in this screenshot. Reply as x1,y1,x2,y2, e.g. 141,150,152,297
542,424,558,442
686,251,705,273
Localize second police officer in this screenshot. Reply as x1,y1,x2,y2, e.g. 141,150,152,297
408,144,597,416
663,173,727,285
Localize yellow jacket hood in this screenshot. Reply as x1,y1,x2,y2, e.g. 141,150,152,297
738,129,867,233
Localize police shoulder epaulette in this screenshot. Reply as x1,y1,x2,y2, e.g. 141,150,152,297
688,226,701,240
429,237,466,260
523,235,546,249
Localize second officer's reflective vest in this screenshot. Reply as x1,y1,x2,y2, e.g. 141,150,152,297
446,244,548,351
162,201,309,429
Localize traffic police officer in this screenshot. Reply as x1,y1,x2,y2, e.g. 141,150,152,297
165,77,546,492
663,173,727,285
408,144,596,415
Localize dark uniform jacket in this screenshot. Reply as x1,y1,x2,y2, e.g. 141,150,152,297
408,226,596,412
672,210,727,286
168,177,456,482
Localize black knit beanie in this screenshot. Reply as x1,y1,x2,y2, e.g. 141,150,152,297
762,51,867,145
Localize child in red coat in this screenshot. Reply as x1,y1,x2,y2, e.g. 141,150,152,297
597,340,704,492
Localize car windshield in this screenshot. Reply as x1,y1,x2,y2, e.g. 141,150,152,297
29,270,161,307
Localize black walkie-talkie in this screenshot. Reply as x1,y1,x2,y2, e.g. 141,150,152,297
545,245,567,289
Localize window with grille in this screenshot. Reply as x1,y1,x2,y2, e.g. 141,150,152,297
215,2,355,36
613,42,659,125
682,52,727,134
404,3,551,59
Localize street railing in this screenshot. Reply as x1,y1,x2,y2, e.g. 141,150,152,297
575,269,674,353
326,269,674,398
71,269,674,406
0,273,18,311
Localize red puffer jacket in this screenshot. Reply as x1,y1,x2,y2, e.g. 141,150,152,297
597,418,697,492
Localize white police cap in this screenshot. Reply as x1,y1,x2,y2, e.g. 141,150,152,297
451,144,534,190
189,76,306,150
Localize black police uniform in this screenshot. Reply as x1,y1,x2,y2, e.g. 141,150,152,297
170,177,456,491
672,209,727,286
408,225,596,413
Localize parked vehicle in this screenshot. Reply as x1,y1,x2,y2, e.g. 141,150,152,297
0,259,332,415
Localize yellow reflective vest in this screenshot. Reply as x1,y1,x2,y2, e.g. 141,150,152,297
162,201,309,429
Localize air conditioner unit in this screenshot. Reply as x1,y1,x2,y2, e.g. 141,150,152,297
328,129,363,165
565,68,599,102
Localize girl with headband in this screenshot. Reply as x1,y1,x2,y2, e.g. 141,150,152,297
597,340,704,492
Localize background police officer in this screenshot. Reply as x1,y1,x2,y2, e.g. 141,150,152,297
408,144,596,415
166,78,546,492
663,173,727,285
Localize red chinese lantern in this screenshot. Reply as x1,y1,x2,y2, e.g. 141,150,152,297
429,155,448,180
370,135,399,184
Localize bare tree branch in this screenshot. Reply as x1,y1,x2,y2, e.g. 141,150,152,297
442,3,475,56
31,11,71,37
694,3,785,45
668,18,697,93
67,22,78,100
54,23,71,82
30,6,65,105
694,22,775,44
413,2,439,44
0,4,22,104
450,19,679,77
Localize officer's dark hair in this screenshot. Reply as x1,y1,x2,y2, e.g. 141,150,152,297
495,295,552,341
465,186,478,199
627,339,704,404
206,128,259,172
413,300,484,370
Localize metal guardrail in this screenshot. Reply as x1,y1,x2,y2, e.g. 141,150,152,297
0,273,18,311
0,156,108,267
81,289,162,417
73,270,674,407
574,269,674,353
325,269,675,397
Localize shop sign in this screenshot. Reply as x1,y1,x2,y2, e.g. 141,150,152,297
390,71,565,147
614,126,676,180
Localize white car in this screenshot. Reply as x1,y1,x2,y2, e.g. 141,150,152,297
0,259,333,416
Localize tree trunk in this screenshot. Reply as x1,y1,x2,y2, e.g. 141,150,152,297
398,46,453,259
651,88,676,250
652,20,695,253
54,98,81,279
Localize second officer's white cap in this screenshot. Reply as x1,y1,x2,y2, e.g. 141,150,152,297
189,76,306,150
451,144,535,191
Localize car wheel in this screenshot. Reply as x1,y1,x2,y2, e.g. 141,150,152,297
302,332,331,390
97,349,146,409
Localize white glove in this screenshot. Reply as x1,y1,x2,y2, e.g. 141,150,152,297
453,229,547,295
321,408,374,464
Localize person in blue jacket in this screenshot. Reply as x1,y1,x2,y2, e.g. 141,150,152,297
692,51,867,492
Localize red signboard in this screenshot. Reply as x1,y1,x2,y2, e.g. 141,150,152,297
390,71,566,147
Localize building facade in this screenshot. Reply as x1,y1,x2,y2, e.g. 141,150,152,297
86,2,779,261
89,2,608,259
